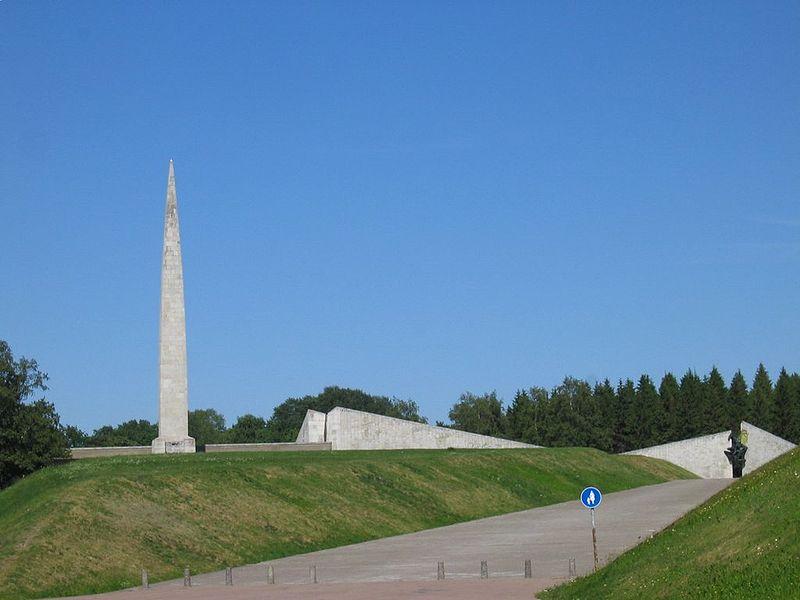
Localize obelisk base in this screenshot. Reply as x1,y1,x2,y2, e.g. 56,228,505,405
151,437,196,454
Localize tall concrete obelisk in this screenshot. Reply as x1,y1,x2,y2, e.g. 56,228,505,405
152,160,195,454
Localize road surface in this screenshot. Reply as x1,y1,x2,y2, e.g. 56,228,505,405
68,478,731,600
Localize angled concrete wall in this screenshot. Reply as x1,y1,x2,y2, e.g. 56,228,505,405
624,430,732,478
624,421,795,478
321,407,538,451
296,409,326,443
741,421,796,475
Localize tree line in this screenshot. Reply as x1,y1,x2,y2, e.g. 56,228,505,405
3,336,800,490
66,386,426,450
65,364,800,453
447,365,800,451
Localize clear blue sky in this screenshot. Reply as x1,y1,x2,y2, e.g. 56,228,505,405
2,2,799,431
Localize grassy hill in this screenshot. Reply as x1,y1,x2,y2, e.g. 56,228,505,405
0,447,692,599
540,447,800,599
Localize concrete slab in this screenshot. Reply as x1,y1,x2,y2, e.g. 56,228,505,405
68,478,730,599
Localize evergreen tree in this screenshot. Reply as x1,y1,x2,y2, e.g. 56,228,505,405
774,369,800,443
678,370,704,438
576,379,606,449
726,370,749,431
750,363,776,431
615,379,636,452
534,390,557,446
543,380,572,447
788,374,800,444
592,380,616,452
704,367,728,433
506,389,535,442
632,375,662,448
506,387,549,445
659,373,680,443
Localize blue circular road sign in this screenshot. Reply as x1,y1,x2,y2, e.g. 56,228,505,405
580,486,602,509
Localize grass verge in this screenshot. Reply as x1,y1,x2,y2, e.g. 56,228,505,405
0,447,692,599
540,447,800,599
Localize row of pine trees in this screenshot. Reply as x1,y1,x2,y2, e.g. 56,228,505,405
503,364,800,452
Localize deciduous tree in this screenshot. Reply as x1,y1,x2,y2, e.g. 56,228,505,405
448,391,506,437
0,340,69,489
188,408,226,450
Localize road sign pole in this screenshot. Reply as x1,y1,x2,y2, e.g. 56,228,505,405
591,508,598,572
580,486,603,573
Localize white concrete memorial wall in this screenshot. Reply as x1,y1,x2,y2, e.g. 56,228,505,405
624,421,794,478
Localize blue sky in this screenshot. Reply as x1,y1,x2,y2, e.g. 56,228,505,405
2,2,799,431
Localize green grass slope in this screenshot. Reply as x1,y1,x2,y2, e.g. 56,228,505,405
0,448,692,599
541,447,800,600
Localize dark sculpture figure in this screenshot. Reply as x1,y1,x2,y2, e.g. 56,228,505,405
725,430,748,478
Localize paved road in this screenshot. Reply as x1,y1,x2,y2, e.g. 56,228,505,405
70,479,731,600
72,579,558,600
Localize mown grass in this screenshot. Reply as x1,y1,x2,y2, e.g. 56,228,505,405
540,447,800,599
0,447,692,599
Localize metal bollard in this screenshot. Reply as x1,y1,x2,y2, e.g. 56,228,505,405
524,559,532,579
480,560,488,579
225,566,233,586
267,564,275,584
568,557,577,579
437,561,445,580
141,569,149,589
310,565,317,584
183,567,191,587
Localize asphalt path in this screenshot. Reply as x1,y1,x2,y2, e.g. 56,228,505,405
68,478,731,600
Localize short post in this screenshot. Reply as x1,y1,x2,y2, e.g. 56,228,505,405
225,566,233,586
568,557,576,579
524,559,532,579
480,560,488,579
591,508,599,572
310,564,317,584
183,567,191,587
141,569,149,589
437,561,445,580
267,564,275,584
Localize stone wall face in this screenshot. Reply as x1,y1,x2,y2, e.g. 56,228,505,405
71,446,152,459
624,430,732,478
741,421,796,476
206,442,331,453
322,407,538,451
624,421,795,478
296,410,326,443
